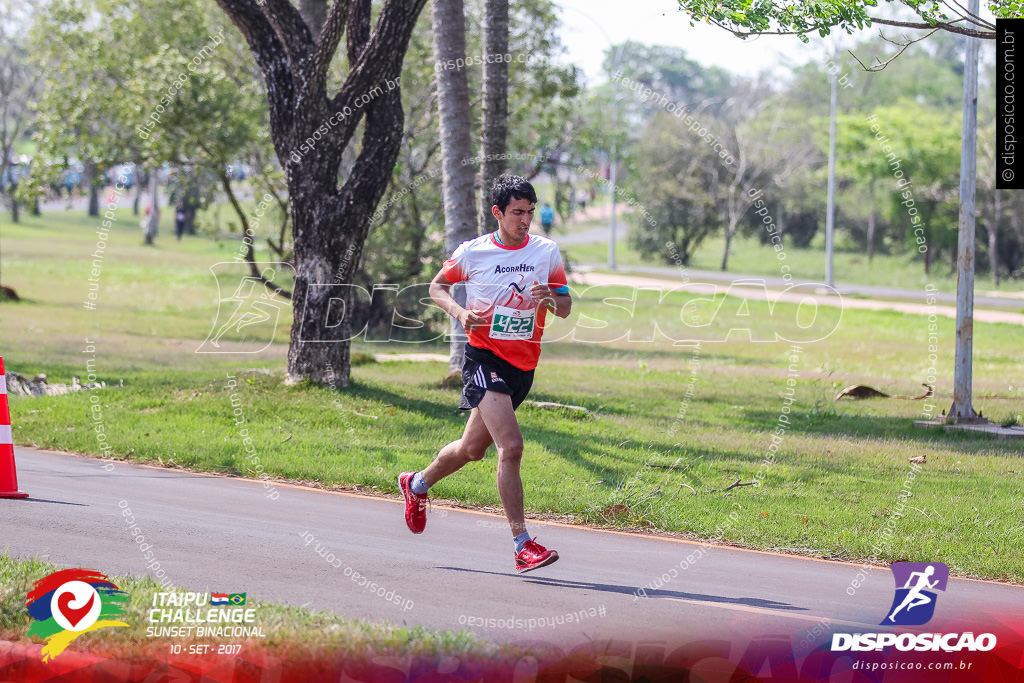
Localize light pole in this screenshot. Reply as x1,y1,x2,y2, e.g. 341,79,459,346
825,47,838,289
949,0,984,424
608,144,617,269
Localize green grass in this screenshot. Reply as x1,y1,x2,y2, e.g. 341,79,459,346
2,207,1023,583
0,553,490,659
558,214,1018,294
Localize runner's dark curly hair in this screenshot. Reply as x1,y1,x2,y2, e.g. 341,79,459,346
491,173,537,213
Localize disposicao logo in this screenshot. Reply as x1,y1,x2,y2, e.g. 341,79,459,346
831,561,997,653
26,568,130,661
883,562,948,626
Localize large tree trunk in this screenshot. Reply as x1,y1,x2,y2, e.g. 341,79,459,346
216,0,427,386
432,0,479,375
144,170,160,245
989,191,1000,286
85,160,100,217
866,184,876,262
720,225,734,271
479,0,508,232
133,171,143,215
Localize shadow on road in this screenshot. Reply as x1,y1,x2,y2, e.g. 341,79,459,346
436,566,808,612
4,497,89,507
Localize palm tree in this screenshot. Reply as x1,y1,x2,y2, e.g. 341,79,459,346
431,0,478,376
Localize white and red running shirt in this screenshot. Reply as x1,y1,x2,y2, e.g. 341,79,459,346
442,232,568,371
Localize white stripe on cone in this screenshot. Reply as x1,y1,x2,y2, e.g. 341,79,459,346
0,425,11,445
0,375,6,395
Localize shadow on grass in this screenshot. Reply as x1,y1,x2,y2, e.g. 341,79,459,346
436,566,809,612
542,343,783,367
345,378,774,487
743,409,1024,455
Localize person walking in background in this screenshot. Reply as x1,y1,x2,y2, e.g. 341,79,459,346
539,203,554,235
174,204,187,241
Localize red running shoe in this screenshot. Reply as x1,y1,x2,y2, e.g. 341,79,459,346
515,538,559,574
399,472,428,534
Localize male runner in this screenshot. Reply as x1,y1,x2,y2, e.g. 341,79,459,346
399,173,572,574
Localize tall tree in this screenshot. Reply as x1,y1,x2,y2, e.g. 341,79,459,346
215,0,428,386
0,2,39,225
431,0,479,376
628,111,723,266
360,0,578,339
479,0,508,233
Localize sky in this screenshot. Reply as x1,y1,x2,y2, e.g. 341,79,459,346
552,0,829,85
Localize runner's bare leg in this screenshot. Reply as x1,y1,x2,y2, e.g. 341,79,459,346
421,408,493,486
475,390,526,537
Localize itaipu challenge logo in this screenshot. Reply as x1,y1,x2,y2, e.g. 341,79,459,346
26,569,129,661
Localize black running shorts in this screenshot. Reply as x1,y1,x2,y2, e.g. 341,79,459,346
459,344,535,411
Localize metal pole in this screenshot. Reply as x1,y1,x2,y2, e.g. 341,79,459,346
825,64,837,288
608,147,617,270
950,0,982,423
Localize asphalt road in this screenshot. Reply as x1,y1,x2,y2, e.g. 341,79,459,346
3,447,1022,653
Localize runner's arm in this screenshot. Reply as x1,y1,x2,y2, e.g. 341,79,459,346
429,269,489,332
530,282,572,319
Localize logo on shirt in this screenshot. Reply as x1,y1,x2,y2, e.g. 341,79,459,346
494,264,535,274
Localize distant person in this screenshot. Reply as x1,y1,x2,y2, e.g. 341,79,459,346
539,203,554,235
174,204,187,241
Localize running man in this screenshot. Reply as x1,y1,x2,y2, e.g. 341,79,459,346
888,565,939,622
399,174,572,573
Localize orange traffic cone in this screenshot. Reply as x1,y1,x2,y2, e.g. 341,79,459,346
0,356,28,498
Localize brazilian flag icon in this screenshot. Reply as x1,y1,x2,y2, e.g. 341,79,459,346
228,593,247,606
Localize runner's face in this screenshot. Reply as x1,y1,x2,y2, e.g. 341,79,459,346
494,198,535,246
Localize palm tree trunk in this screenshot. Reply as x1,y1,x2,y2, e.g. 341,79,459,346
432,0,479,375
867,183,876,262
480,0,508,232
989,190,1000,286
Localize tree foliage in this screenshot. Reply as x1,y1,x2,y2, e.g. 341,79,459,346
675,0,1008,41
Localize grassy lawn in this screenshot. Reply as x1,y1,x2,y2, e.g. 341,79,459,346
2,208,1023,583
556,213,1018,296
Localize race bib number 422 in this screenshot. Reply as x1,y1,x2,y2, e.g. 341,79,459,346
490,305,535,340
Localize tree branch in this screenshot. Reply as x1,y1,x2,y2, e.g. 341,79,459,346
719,476,757,492
258,0,315,67
213,0,297,148
848,28,941,72
308,0,350,99
346,0,371,65
218,169,292,300
691,8,995,40
328,0,427,120
867,16,993,39
940,0,995,30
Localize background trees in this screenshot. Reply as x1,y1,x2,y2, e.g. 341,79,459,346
7,0,1016,382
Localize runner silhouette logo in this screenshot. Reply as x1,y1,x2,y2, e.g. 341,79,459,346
883,562,949,626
